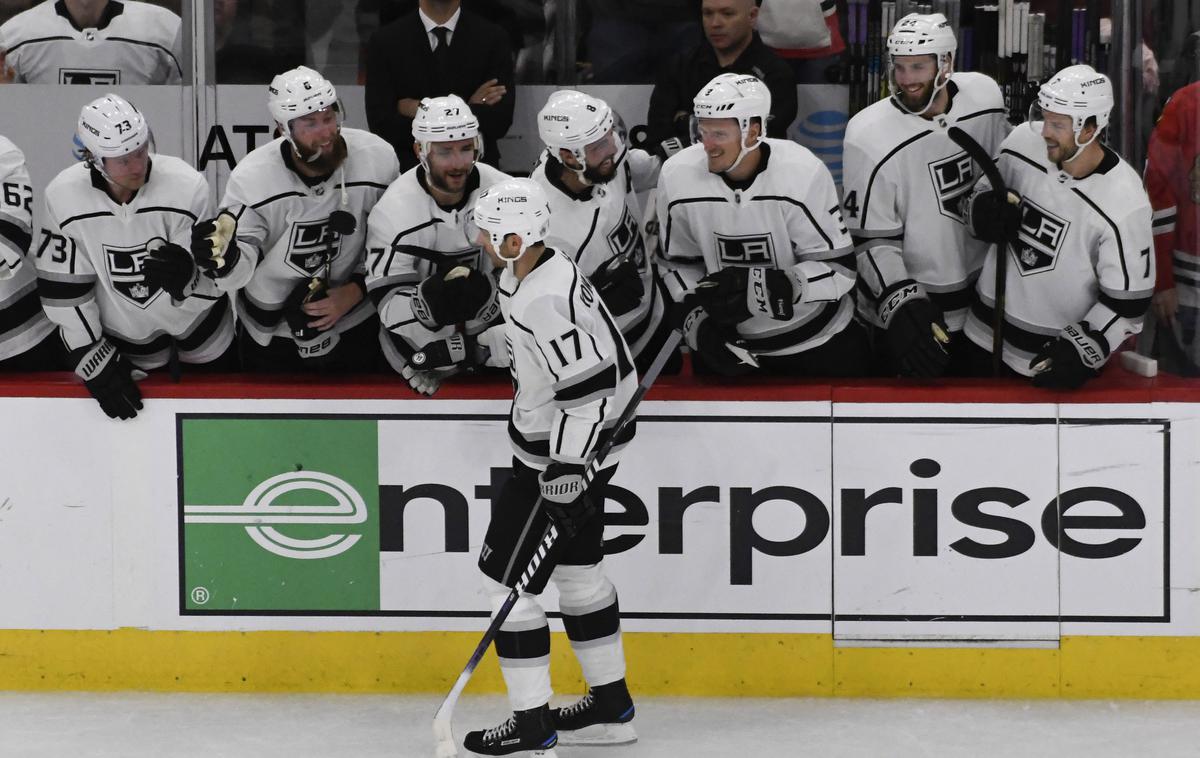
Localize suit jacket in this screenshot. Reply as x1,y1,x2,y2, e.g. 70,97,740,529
365,9,515,171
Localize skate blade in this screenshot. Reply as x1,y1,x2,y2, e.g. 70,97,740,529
465,749,558,758
556,722,637,746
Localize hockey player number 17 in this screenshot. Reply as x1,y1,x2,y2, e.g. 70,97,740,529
549,328,582,367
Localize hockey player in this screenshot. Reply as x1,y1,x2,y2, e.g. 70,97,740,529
656,72,868,377
463,178,638,756
532,90,679,376
208,66,399,372
0,134,61,370
364,94,509,395
0,0,182,84
962,65,1154,389
34,94,234,419
842,12,1010,377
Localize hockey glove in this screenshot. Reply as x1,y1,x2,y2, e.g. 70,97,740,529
400,361,441,396
967,188,1022,244
878,281,951,378
283,277,327,343
590,254,644,317
1029,320,1109,390
694,266,796,326
142,239,200,301
539,462,596,538
683,306,757,377
410,333,479,371
72,338,143,420
412,266,498,328
191,212,239,276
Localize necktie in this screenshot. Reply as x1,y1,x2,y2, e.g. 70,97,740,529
431,26,450,91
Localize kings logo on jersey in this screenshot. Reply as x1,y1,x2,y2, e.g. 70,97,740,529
927,152,976,223
105,243,160,307
59,69,120,85
1012,199,1070,276
287,218,344,277
716,233,776,266
607,204,646,266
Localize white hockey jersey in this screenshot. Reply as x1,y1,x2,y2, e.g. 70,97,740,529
962,125,1155,375
219,129,400,347
364,162,509,373
655,138,857,356
499,248,637,470
0,135,54,361
842,73,1010,330
531,148,669,367
34,154,232,369
0,0,182,85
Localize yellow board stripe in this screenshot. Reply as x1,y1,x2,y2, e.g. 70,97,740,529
2,630,1200,698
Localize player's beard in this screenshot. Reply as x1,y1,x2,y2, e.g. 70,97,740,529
897,79,936,112
295,134,348,174
429,164,472,196
582,157,618,185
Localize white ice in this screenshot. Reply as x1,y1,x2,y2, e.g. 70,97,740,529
1,693,1198,758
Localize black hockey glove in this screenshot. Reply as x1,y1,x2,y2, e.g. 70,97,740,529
590,255,644,317
283,277,327,343
1029,320,1109,390
191,212,239,277
72,338,143,420
878,281,952,378
682,306,757,377
694,266,796,326
142,239,200,301
412,266,498,328
967,188,1022,244
539,462,596,538
410,332,481,371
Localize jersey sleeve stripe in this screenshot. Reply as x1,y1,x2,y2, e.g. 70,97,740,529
0,219,31,255
36,277,93,305
861,130,933,220
0,287,44,333
553,361,618,407
1070,188,1130,290
508,418,552,466
1098,290,1152,318
850,228,904,241
736,300,842,352
175,297,231,351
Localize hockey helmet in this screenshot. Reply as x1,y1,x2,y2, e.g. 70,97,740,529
472,178,552,265
886,13,956,116
537,90,626,184
1029,64,1113,158
692,73,771,173
412,94,482,172
77,93,151,162
267,66,342,147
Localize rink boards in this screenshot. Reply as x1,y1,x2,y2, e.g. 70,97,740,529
0,377,1196,697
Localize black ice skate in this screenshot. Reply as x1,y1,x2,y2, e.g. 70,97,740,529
463,704,559,757
551,678,637,746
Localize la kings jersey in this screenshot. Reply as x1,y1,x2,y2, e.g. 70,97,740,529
531,148,669,366
34,155,233,369
219,128,400,346
364,162,509,373
0,136,54,361
500,249,637,470
842,74,1010,330
963,125,1155,375
0,0,182,85
656,138,857,356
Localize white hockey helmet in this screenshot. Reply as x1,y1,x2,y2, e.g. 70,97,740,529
887,13,957,115
267,66,342,148
537,90,626,184
1029,64,1114,160
692,73,771,174
412,94,482,172
76,94,153,181
472,178,552,266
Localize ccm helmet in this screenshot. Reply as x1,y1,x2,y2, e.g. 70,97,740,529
886,13,957,115
472,178,552,266
692,73,771,174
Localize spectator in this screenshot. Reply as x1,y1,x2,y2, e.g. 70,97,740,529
757,0,845,84
644,0,796,158
364,0,514,171
0,0,182,84
584,0,700,84
0,134,62,371
35,95,236,420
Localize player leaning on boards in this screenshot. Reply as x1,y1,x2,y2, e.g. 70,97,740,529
531,90,680,376
842,12,1010,378
961,65,1154,389
461,178,638,757
364,94,509,396
35,94,235,420
656,72,868,377
207,66,399,372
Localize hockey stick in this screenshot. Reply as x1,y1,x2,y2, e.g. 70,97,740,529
432,327,684,758
947,125,1017,375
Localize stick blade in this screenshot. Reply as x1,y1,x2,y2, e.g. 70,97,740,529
433,716,458,758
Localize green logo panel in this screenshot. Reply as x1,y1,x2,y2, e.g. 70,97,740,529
181,417,379,612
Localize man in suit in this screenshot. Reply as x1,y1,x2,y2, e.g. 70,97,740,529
365,0,515,171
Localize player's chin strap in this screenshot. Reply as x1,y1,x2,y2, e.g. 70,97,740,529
891,59,953,117
1061,128,1101,164
560,141,628,187
722,131,763,176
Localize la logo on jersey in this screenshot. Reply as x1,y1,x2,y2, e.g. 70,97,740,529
716,233,775,266
287,218,344,276
59,69,120,85
606,204,645,265
927,152,975,223
1012,198,1070,276
104,243,160,307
